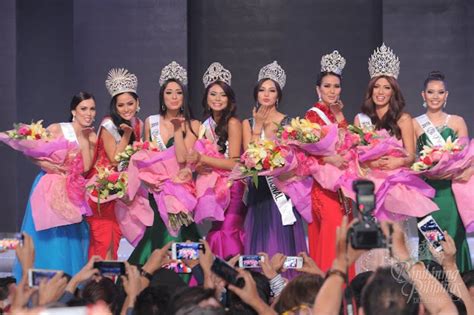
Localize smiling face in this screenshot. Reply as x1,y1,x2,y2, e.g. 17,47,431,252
257,79,279,107
72,98,96,127
317,74,341,104
115,93,138,120
163,81,184,111
422,80,448,111
371,77,393,107
207,83,228,113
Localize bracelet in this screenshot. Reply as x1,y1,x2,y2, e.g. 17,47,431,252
325,269,347,280
140,269,153,281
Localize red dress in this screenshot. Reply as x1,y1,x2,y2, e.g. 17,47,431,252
305,102,354,278
86,118,142,259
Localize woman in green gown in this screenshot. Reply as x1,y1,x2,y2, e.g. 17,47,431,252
413,71,472,272
128,61,201,265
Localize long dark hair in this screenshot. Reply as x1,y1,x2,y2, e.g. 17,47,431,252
361,75,406,139
69,91,95,122
202,81,237,154
423,70,447,90
316,71,342,87
158,78,197,138
109,91,138,144
253,78,283,106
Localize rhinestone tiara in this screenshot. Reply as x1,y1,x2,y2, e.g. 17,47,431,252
258,60,286,89
159,61,188,86
368,43,400,79
202,62,232,88
320,50,346,75
105,68,138,97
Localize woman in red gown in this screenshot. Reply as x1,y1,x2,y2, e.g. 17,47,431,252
87,68,143,260
304,51,354,278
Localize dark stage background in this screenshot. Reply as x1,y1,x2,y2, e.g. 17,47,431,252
0,0,472,231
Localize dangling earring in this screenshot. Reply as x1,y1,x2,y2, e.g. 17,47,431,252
161,104,166,111
180,106,184,113
318,94,322,102
422,101,427,108
276,99,279,107
136,106,141,113
72,115,76,122
443,97,448,108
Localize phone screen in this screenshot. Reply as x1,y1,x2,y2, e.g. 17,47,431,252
29,269,60,287
174,243,203,260
418,217,445,251
239,255,262,268
162,260,192,274
93,261,126,276
0,233,23,252
283,256,303,269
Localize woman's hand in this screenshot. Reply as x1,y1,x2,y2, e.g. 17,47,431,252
378,156,405,170
453,166,474,182
119,123,133,135
329,100,344,117
170,117,185,133
186,151,201,164
252,106,271,133
322,154,348,169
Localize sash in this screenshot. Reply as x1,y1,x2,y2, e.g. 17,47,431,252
308,107,331,125
357,113,374,131
251,119,296,226
415,114,446,146
149,115,167,151
60,123,78,143
101,119,121,144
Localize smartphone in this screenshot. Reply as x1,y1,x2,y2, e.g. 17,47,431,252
417,215,445,252
211,257,244,287
162,260,192,274
283,256,303,269
93,261,126,276
171,242,204,260
238,255,264,268
28,269,61,287
0,233,23,252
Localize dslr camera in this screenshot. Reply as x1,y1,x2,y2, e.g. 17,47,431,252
348,179,386,249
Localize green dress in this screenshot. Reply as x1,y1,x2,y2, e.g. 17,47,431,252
128,137,201,265
417,127,472,272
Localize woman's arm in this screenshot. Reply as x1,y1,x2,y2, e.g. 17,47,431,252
143,117,150,142
200,118,242,170
451,115,469,138
398,113,416,165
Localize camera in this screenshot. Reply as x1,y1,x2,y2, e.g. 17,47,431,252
348,179,386,249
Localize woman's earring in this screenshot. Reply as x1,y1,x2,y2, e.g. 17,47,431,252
72,115,76,122
161,104,166,111
136,106,141,113
276,99,279,107
443,97,448,108
422,101,427,108
180,106,184,112
318,94,322,102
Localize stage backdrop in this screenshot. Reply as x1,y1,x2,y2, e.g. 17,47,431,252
0,0,472,231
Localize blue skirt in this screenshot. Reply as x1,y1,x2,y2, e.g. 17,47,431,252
13,172,89,279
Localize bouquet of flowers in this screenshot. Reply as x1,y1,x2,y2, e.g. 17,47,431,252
412,137,464,171
347,125,407,163
239,139,290,187
5,120,50,140
127,147,197,236
115,140,158,171
87,167,128,209
277,118,339,156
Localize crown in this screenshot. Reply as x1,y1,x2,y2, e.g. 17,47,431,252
105,68,138,97
159,61,188,86
321,50,346,75
202,62,232,88
368,43,400,79
258,60,286,89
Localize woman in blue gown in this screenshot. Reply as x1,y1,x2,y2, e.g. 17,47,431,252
13,92,97,279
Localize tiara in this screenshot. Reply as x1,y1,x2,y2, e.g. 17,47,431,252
368,43,400,79
321,50,346,75
159,61,188,86
258,60,286,89
202,62,232,88
105,68,138,97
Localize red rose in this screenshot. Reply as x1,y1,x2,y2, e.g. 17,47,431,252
107,172,120,182
290,130,297,138
262,157,271,169
142,141,149,150
35,134,41,140
422,156,433,166
91,189,99,197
